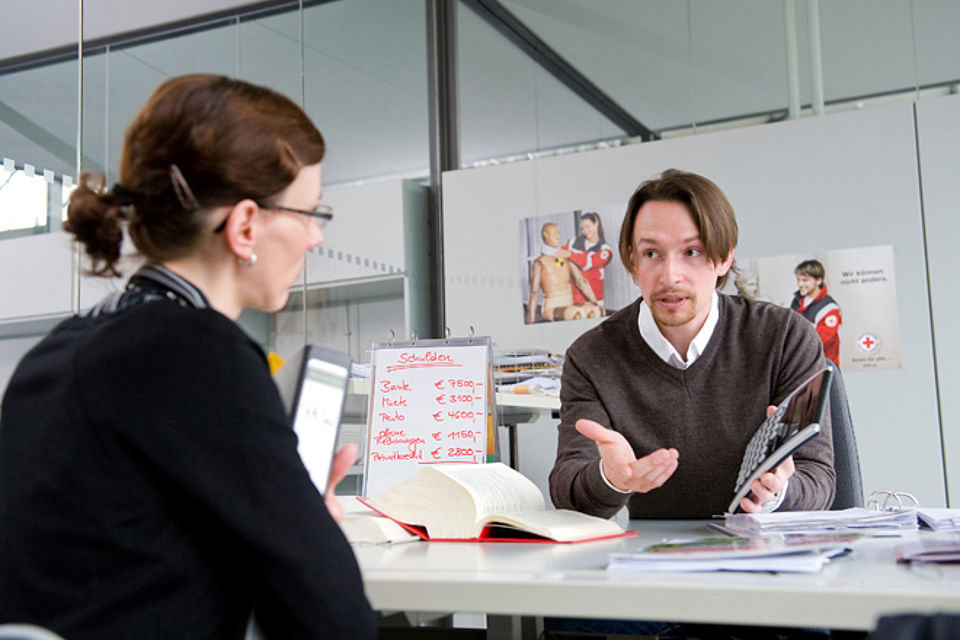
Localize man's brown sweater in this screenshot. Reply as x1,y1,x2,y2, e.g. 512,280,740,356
550,294,835,519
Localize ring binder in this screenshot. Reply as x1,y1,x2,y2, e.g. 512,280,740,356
867,489,918,511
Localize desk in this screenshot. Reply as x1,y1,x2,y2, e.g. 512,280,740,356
354,520,960,637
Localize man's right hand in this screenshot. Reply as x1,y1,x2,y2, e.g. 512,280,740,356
575,418,678,494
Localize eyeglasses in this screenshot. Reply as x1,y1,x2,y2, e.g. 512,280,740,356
213,201,333,233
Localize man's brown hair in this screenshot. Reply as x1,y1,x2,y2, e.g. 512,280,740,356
795,259,825,285
618,169,739,289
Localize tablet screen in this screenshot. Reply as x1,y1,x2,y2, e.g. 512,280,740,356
291,354,349,495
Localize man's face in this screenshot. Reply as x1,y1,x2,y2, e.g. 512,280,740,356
630,200,733,331
542,223,561,248
796,273,821,297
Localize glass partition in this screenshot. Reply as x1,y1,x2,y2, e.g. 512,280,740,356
458,3,623,167
2,0,960,378
0,58,78,237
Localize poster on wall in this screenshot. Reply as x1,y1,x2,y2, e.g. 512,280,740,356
725,244,901,372
518,205,637,325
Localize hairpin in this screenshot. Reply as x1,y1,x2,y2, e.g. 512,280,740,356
169,164,200,211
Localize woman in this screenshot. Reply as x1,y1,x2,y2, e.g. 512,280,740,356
562,211,613,312
0,75,375,639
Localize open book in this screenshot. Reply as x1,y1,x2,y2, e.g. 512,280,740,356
359,462,631,543
339,512,420,545
728,367,833,514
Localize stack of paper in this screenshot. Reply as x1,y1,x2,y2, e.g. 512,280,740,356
493,350,563,386
895,536,960,563
349,362,371,379
723,507,918,536
496,376,561,396
917,508,960,532
608,533,859,574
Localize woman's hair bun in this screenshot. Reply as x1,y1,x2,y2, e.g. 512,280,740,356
63,173,132,277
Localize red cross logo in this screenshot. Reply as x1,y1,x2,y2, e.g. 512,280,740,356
858,333,879,353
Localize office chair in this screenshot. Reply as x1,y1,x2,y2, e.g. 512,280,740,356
869,613,960,639
0,624,66,640
825,360,864,510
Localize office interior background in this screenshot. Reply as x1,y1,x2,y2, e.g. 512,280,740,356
2,0,960,509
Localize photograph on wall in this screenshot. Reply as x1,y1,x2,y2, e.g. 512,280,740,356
518,206,638,325
724,244,901,371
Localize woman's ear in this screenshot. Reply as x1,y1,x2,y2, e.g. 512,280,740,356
222,200,259,262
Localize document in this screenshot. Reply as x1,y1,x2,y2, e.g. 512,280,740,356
723,507,918,536
896,535,960,563
608,532,858,573
917,508,960,533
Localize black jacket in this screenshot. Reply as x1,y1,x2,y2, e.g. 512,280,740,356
0,287,374,639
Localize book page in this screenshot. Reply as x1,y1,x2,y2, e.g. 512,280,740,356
436,463,544,519
340,513,420,544
480,509,623,542
363,466,481,538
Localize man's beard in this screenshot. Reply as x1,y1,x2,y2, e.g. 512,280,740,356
650,289,698,327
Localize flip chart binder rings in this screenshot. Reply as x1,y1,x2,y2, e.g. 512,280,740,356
362,335,497,497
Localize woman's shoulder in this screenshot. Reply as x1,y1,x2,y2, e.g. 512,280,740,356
87,302,265,369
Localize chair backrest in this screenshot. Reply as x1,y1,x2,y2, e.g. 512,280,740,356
826,360,864,509
0,624,67,640
870,613,960,639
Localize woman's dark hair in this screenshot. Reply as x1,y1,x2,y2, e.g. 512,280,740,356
64,74,326,276
572,211,605,251
618,169,738,289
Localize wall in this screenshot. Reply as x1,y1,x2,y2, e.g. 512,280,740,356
444,98,948,506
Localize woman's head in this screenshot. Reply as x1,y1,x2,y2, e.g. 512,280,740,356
65,74,326,277
579,212,604,244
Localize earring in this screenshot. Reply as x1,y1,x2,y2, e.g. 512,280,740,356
238,252,258,268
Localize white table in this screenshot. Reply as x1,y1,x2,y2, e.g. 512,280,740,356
354,520,960,637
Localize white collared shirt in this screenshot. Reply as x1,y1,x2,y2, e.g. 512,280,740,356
637,290,720,369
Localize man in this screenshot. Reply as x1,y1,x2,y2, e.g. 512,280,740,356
550,170,835,519
525,222,602,324
791,259,842,367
